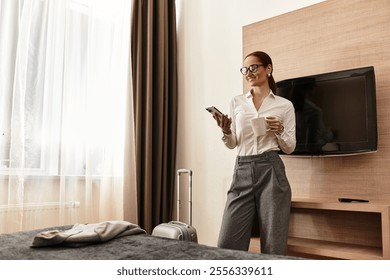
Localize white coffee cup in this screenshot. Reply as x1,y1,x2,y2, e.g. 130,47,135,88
251,117,268,136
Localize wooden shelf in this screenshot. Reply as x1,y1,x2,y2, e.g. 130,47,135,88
288,237,383,260
291,197,390,213
288,198,390,260
250,198,390,259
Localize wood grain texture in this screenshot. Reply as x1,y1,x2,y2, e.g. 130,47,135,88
243,0,390,201
243,0,390,259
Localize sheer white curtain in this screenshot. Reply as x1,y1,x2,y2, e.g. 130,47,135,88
0,0,134,233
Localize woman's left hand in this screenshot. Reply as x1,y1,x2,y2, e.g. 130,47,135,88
266,116,284,134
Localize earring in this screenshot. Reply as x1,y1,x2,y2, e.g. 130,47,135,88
268,73,271,77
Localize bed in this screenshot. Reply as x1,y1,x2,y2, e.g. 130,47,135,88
0,221,300,260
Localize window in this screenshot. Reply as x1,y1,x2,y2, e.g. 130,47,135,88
0,0,131,176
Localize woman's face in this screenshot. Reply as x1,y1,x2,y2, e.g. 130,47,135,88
242,55,271,87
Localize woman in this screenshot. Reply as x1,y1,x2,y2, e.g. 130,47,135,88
214,51,296,255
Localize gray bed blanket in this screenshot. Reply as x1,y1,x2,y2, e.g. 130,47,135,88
31,220,146,247
0,224,303,260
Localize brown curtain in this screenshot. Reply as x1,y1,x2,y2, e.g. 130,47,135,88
130,0,178,233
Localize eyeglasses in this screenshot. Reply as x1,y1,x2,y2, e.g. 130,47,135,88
240,64,263,75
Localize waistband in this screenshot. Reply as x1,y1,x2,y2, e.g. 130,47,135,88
236,150,280,163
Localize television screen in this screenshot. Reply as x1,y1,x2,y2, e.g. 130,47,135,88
276,66,377,156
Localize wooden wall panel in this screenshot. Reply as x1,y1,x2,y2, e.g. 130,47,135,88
243,0,390,201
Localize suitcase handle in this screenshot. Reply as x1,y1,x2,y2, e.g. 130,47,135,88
176,169,193,225
169,221,190,228
177,168,192,176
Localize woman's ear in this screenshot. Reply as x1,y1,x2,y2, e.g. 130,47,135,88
267,64,273,75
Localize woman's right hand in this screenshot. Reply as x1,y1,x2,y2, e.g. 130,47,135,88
213,113,232,135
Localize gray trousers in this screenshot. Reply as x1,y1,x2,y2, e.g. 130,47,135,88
217,151,291,255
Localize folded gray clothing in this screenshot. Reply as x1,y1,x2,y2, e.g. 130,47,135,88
31,220,146,247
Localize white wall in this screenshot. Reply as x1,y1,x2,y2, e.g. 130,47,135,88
175,0,325,246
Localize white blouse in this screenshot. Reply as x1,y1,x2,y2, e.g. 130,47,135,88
222,90,296,156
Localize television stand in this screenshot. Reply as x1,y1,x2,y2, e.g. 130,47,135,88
249,198,390,259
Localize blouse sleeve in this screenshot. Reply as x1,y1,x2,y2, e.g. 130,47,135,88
276,102,296,154
221,98,237,149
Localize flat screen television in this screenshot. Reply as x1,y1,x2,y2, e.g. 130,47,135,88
276,66,377,156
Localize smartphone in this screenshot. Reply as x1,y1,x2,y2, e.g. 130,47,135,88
205,106,224,117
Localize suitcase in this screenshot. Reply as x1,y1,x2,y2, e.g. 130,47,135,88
151,169,198,242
